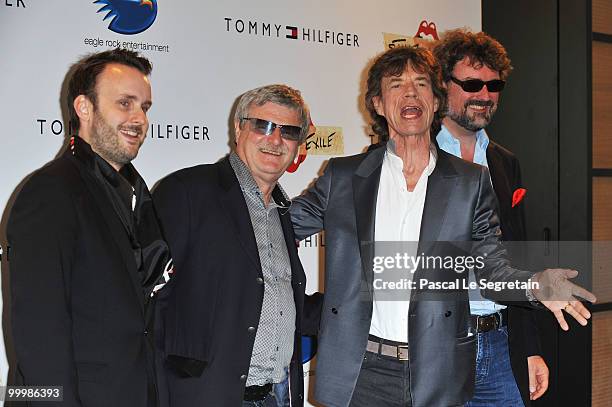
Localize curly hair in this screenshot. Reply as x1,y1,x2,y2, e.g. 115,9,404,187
433,29,513,82
365,46,447,141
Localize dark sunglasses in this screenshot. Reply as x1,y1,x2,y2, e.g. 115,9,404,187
450,76,506,93
241,117,302,141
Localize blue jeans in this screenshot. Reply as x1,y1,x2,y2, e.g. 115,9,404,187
465,326,523,407
242,375,290,407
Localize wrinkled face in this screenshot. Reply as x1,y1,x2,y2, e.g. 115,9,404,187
373,63,439,140
234,102,300,186
446,57,500,131
80,63,152,169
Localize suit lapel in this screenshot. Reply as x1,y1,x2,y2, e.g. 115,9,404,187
71,157,145,312
486,143,520,240
486,143,506,203
217,158,262,274
353,148,385,292
418,150,458,253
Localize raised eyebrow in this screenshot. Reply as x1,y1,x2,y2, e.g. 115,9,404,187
119,94,138,101
414,75,431,83
385,77,404,86
118,95,152,108
387,77,403,83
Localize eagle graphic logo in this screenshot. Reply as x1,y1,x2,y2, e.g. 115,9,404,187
94,0,158,35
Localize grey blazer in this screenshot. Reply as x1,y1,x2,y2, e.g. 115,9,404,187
290,146,532,407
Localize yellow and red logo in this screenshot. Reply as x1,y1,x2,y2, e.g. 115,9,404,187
414,20,439,41
286,120,344,173
382,19,439,51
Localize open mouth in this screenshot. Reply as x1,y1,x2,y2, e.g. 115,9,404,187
467,104,489,112
465,100,493,113
401,105,423,119
259,148,283,156
119,127,141,141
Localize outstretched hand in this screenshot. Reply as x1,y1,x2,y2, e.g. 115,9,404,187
532,269,597,331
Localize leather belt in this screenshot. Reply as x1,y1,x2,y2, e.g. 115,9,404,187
243,383,272,401
366,334,409,361
471,308,508,333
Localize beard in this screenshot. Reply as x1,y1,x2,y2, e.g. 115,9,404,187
447,99,497,132
90,112,143,168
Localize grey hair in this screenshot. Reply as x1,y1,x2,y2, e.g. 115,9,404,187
234,84,310,143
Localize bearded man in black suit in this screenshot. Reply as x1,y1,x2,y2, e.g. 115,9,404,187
8,49,171,407
433,29,548,407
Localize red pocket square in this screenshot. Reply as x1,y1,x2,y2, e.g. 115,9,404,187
512,188,526,208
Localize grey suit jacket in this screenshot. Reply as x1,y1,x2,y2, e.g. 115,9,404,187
290,146,533,407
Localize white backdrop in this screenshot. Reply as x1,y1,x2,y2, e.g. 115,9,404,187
0,1,480,403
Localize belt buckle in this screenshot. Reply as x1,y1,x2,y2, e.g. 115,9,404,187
477,313,499,332
488,312,501,331
396,345,409,361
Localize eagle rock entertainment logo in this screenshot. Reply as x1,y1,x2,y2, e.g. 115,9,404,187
94,0,158,35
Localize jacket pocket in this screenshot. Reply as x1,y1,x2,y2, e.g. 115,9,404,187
455,333,476,346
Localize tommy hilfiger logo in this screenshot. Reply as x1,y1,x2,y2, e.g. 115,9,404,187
286,25,298,39
224,17,360,48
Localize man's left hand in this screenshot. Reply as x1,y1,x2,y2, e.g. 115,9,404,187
532,269,597,331
527,355,549,400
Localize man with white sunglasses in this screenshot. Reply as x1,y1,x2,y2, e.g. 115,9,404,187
153,84,321,407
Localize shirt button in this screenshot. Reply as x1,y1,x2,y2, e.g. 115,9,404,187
240,374,247,381
331,308,338,314
248,326,256,333
280,311,283,316
256,277,264,285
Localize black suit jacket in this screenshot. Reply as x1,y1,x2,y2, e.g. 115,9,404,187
153,157,320,407
8,146,159,406
487,141,543,406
